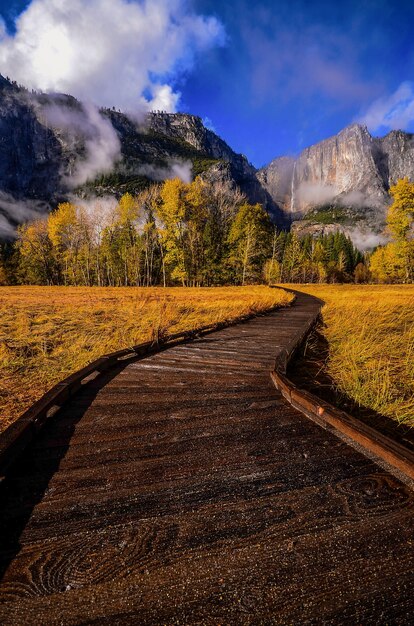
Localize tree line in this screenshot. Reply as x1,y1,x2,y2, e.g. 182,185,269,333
0,176,371,287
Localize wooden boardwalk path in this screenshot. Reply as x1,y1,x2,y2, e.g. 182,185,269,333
0,292,413,624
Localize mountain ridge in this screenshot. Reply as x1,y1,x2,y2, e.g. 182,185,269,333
0,75,284,236
1,73,414,245
258,122,414,238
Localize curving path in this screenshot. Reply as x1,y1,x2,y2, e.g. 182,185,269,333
0,292,413,624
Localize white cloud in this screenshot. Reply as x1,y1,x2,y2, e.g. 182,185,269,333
358,82,414,132
0,0,225,113
297,182,338,206
147,85,181,113
346,228,388,251
41,101,121,186
202,117,216,132
0,191,49,237
137,159,193,183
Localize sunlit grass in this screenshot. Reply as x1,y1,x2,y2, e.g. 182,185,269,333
0,286,293,430
289,284,414,426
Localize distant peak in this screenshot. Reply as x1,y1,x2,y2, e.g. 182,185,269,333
340,122,370,135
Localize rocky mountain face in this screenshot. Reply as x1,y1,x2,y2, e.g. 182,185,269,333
0,76,283,237
0,77,63,202
258,123,414,241
2,71,414,245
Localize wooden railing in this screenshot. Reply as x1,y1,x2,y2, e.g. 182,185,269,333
2,290,412,488
270,308,414,486
0,306,282,481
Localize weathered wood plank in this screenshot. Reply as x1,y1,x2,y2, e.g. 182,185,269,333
1,291,413,624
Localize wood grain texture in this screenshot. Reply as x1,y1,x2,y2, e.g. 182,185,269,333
0,292,413,625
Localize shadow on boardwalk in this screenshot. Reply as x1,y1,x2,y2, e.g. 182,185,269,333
0,291,413,625
0,365,129,580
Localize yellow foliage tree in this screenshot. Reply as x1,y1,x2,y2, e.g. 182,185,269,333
263,258,281,284
369,242,406,283
17,219,55,284
387,177,414,240
47,202,82,284
0,262,7,285
386,178,414,282
157,178,189,284
117,192,140,225
47,202,78,250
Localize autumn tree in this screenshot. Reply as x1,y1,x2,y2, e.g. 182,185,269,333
354,262,370,284
47,202,82,284
369,243,407,283
368,178,414,283
227,203,272,284
139,186,162,287
10,178,366,287
386,178,414,282
17,220,56,284
157,178,189,285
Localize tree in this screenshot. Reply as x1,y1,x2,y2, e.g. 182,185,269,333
281,232,305,282
263,258,281,284
47,202,82,284
17,220,56,284
157,178,189,285
227,203,272,284
387,178,414,241
367,178,414,284
115,193,142,286
369,243,406,283
0,260,8,285
139,186,162,287
386,178,414,282
354,262,370,284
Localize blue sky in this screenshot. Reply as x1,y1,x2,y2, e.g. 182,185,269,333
1,0,414,167
185,0,414,165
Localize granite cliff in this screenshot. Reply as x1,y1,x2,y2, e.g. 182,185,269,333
258,123,414,242
0,75,282,237
1,72,414,244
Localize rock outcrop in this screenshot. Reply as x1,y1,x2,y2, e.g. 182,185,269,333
0,76,283,236
2,71,414,243
259,123,414,236
0,76,63,203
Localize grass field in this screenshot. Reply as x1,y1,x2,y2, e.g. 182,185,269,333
0,286,293,431
290,285,414,426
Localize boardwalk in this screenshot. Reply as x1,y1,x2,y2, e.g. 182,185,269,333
0,292,413,624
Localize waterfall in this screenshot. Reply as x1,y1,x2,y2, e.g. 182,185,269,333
290,161,296,213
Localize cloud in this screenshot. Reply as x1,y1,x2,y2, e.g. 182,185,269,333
0,191,49,238
339,189,385,210
295,181,386,211
358,81,414,132
40,101,121,186
202,117,216,132
346,228,388,251
0,0,225,113
137,160,193,183
297,182,338,207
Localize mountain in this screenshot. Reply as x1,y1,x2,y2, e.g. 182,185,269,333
258,123,414,242
1,72,414,245
0,75,283,238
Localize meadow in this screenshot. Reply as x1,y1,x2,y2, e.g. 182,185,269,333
0,285,293,431
291,284,414,426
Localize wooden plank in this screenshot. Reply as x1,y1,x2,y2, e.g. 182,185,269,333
271,370,414,482
1,291,413,624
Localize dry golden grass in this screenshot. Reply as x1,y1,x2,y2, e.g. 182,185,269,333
0,285,292,431
290,284,414,426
